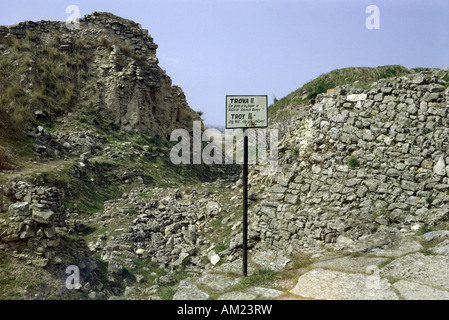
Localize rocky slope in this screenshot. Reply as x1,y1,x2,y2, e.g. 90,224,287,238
0,12,201,170
0,12,224,299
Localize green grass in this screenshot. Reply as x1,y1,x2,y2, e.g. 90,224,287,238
154,268,190,300
414,225,445,256
0,31,88,129
91,254,109,284
0,30,93,168
419,249,437,256
268,65,419,116
214,243,228,253
202,268,280,300
0,251,9,267
0,146,13,170
158,286,177,300
418,225,434,235
268,95,303,115
28,160,124,215
208,216,233,252
239,268,277,287
301,65,412,100
289,253,314,269
347,156,360,169
377,258,395,269
292,148,300,158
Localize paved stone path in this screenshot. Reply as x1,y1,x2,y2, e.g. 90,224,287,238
172,229,449,300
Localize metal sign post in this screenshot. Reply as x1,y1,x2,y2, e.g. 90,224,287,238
225,95,268,277
242,128,248,276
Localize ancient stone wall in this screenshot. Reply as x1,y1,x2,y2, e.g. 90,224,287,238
0,180,67,266
1,12,157,57
251,71,449,255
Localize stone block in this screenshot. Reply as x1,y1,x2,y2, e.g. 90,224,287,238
32,210,55,224
9,202,30,216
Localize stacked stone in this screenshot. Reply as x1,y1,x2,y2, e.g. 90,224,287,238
2,12,158,59
80,12,159,66
26,126,105,158
0,180,67,266
251,70,449,255
88,187,225,274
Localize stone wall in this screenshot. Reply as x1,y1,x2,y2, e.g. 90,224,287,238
0,180,66,266
251,70,449,255
1,12,158,58
0,179,97,272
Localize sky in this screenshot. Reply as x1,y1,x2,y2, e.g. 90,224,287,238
1,0,448,126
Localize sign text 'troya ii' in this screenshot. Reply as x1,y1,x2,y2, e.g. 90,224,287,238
226,95,268,129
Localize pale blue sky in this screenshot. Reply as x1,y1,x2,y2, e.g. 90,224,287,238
1,0,448,126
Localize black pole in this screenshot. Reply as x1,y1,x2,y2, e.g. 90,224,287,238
242,129,248,277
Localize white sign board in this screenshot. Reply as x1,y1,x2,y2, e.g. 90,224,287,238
226,95,268,129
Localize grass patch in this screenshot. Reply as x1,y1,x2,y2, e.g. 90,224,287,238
0,145,13,170
92,254,109,284
156,268,190,300
268,65,416,116
418,225,434,235
239,268,277,288
0,30,92,168
29,160,124,215
377,258,395,269
0,251,9,267
419,249,437,256
347,156,360,169
158,286,177,300
0,31,88,129
268,95,304,115
214,243,228,253
301,65,412,100
292,148,300,158
289,253,314,270
197,187,240,253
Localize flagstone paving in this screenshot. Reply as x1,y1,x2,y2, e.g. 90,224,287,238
172,229,449,300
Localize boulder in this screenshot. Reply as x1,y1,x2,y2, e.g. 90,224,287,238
9,202,30,216
172,280,209,300
107,260,123,276
32,210,55,224
381,253,449,290
433,155,446,176
290,268,398,300
206,201,220,216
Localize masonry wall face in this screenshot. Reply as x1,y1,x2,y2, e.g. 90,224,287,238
251,72,449,255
